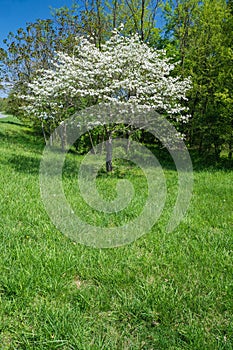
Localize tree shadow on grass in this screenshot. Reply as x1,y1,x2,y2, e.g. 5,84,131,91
1,118,232,176
189,150,233,172
0,128,45,153
0,115,22,124
7,154,41,175
0,118,23,126
60,147,233,180
149,146,233,172
6,149,232,179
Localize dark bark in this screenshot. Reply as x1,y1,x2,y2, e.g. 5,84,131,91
106,131,113,172
49,134,53,147
141,0,145,41
113,0,117,28
49,125,53,147
96,0,102,49
60,122,67,152
41,121,48,145
88,130,96,154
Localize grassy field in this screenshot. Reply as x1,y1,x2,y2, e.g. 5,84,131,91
0,115,233,349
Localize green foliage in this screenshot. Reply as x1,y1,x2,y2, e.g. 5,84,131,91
163,0,233,158
0,0,232,160
0,97,7,111
0,0,162,120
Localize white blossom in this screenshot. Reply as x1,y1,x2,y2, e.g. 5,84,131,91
20,31,191,125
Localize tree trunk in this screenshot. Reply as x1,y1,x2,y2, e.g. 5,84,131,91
126,132,131,154
96,0,102,49
41,121,48,145
106,131,113,172
88,130,96,154
49,124,53,147
49,134,53,147
141,0,145,41
61,122,67,152
113,0,117,28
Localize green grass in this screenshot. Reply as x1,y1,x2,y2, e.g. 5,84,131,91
0,116,233,349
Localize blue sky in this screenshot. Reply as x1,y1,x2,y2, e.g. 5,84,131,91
0,0,74,97
0,0,165,48
0,0,74,48
0,0,165,97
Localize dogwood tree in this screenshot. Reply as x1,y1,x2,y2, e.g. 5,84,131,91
21,29,191,169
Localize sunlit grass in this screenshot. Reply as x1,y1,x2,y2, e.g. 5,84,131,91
0,116,233,349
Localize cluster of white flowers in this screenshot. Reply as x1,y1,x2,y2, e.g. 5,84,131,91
20,30,191,123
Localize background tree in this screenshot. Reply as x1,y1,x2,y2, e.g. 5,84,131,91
163,0,233,159
0,0,162,115
0,19,58,116
108,0,161,42
1,0,232,162
20,30,191,170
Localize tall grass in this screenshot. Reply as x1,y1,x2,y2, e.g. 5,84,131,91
0,116,232,349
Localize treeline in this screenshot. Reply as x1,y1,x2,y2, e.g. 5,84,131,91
0,0,232,159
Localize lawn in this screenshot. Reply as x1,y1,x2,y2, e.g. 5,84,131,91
0,116,233,349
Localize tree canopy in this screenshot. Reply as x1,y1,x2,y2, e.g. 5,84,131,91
0,0,232,160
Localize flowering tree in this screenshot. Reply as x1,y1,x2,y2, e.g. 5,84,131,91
21,29,191,170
